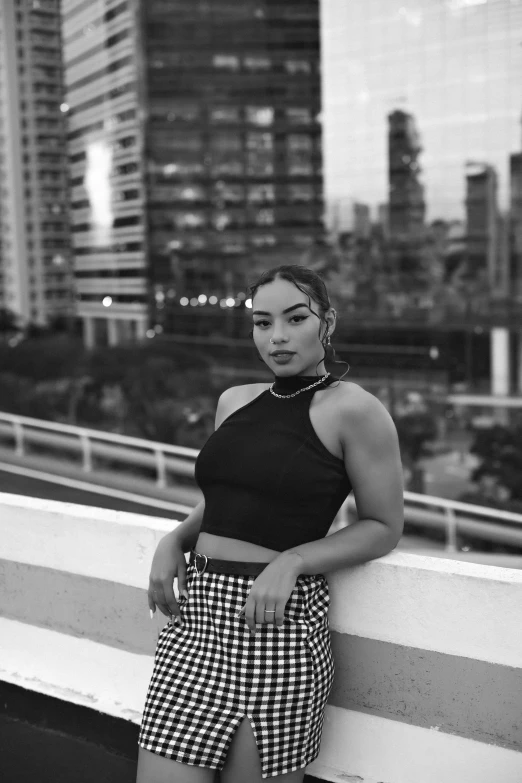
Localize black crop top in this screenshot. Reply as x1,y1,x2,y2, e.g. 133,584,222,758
194,373,352,551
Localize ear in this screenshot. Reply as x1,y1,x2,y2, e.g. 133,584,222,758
325,308,337,337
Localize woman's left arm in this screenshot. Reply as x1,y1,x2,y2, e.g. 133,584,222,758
240,389,405,632
277,388,405,576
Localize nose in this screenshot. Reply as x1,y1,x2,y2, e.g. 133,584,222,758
270,330,288,344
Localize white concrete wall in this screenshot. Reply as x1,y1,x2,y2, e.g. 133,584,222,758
1,492,521,782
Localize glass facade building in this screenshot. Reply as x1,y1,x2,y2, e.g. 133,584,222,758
142,0,323,333
62,0,322,344
321,0,522,306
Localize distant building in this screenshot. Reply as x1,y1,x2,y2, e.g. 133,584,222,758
0,0,74,328
387,110,425,240
465,162,499,288
61,0,322,346
509,152,522,297
377,204,389,239
330,198,370,239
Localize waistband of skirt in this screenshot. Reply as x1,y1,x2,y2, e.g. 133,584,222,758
188,549,311,577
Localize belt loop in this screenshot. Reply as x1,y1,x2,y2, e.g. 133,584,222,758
194,552,208,576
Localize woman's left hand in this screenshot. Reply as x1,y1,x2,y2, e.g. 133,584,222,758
236,553,303,634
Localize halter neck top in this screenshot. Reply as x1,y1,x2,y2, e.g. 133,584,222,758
194,374,352,551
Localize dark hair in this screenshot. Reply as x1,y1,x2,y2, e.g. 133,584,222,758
247,264,350,383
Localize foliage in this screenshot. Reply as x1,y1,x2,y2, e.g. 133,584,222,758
464,422,522,503
392,400,439,493
0,335,225,446
0,308,21,335
393,407,438,466
0,335,86,381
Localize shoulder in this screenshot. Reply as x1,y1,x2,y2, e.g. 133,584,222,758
333,381,398,445
215,382,270,428
218,382,270,407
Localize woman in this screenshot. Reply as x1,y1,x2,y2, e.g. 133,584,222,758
137,265,404,783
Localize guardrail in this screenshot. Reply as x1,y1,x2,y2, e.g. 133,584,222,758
0,410,521,552
0,411,198,489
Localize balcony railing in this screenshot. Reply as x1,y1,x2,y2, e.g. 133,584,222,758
1,410,521,553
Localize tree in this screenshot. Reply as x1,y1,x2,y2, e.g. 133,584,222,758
459,422,522,508
393,394,438,492
0,307,21,337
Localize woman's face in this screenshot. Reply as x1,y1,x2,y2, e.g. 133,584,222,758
252,277,331,376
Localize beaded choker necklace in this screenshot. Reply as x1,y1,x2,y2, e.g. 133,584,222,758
270,372,331,398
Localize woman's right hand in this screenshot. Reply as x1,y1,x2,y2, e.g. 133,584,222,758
147,532,188,623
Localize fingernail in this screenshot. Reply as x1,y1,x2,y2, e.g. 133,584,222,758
149,609,154,620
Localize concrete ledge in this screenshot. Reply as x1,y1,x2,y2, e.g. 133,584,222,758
1,492,522,783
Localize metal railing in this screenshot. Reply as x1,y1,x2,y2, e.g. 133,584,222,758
0,410,521,552
0,411,198,489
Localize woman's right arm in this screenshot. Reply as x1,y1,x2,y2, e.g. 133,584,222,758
147,386,238,620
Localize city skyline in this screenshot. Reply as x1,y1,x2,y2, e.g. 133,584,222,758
321,0,522,226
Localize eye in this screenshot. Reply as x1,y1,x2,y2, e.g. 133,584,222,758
253,315,308,328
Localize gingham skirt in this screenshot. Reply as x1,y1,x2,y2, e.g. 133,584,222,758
138,558,335,779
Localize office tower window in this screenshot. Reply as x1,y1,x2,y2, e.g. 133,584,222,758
247,132,273,151
244,56,271,71
210,106,241,123
288,184,315,202
246,106,274,126
247,184,275,203
173,212,206,229
285,59,312,74
251,208,275,226
211,210,245,230
250,234,276,248
213,54,240,71
211,132,242,151
287,134,313,151
286,107,313,125
163,103,199,123
212,183,244,204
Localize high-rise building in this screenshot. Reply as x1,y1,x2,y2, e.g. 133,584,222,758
62,0,323,346
509,152,522,297
61,0,147,347
0,0,74,328
465,162,499,288
387,110,425,240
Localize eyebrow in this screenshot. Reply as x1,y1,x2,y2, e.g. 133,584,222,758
252,303,309,316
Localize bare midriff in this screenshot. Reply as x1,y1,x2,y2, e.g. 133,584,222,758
194,531,280,563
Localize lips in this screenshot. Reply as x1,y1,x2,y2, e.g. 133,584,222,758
270,351,295,356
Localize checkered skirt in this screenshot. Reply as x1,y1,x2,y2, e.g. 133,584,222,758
138,559,334,779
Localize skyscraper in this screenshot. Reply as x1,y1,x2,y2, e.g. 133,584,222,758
0,0,74,329
509,152,522,297
465,162,499,288
387,110,425,240
62,0,322,346
62,0,146,347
